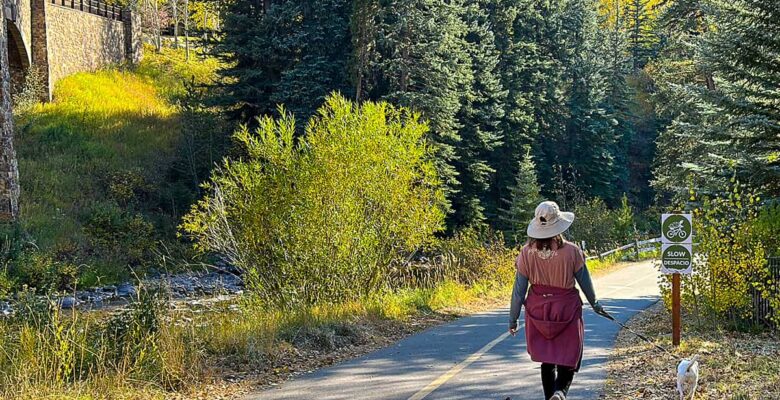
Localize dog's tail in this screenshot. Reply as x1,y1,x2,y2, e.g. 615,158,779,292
686,354,699,372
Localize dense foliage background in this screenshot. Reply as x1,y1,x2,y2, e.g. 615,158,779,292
216,0,660,239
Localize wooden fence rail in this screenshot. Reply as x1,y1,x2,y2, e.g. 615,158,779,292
584,237,660,261
52,0,123,21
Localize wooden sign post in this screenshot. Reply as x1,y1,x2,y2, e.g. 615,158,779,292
661,213,692,347
672,273,681,346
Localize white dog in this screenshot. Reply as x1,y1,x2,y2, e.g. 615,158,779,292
676,355,700,400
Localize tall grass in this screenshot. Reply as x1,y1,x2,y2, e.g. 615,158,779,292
0,232,515,399
0,289,200,399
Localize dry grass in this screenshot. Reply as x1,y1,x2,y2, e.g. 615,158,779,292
603,303,780,399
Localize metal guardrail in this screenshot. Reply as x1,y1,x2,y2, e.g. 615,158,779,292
752,257,779,329
51,0,123,21
584,237,661,261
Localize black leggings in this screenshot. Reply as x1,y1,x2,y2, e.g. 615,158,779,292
541,363,575,399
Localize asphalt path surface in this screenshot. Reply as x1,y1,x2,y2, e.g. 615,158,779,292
247,260,661,400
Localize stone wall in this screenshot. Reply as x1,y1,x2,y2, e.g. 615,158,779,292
44,3,125,90
0,7,21,221
18,0,32,49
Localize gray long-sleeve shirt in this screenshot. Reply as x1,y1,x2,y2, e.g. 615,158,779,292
509,264,598,327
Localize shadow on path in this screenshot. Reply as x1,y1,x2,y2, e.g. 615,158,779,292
246,261,661,400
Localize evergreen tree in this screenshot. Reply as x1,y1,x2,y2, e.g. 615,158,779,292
694,0,780,195
215,0,354,122
600,0,637,202
488,0,567,214
623,0,658,69
499,145,542,244
648,0,779,198
554,0,621,203
450,0,507,229
367,0,473,217
649,0,709,198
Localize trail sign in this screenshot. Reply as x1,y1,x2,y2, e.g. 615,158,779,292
661,243,693,274
661,214,692,243
660,213,693,347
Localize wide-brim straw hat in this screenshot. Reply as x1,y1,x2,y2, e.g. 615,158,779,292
527,201,575,239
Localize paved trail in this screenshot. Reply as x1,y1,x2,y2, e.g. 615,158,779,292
246,261,660,400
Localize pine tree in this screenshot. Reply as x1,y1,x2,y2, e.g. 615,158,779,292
623,0,658,69
499,145,542,244
649,0,709,198
600,0,636,202
368,0,473,217
488,0,567,215
694,0,780,195
649,0,780,198
554,0,621,203
215,0,354,122
449,0,507,229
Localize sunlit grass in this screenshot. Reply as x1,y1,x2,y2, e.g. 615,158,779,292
13,47,223,286
134,44,223,99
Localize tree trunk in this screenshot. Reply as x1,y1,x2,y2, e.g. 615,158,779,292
172,0,179,48
184,0,190,61
0,8,21,222
152,0,162,51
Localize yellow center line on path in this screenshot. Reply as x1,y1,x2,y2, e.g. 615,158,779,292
407,329,515,400
407,267,658,400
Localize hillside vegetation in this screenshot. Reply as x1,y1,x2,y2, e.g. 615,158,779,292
4,46,226,291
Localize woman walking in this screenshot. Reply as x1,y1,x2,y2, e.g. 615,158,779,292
508,201,610,400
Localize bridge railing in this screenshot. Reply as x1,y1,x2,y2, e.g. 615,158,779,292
51,0,123,21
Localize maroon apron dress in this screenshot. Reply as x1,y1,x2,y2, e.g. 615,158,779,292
524,284,584,369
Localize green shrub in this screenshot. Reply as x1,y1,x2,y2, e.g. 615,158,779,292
755,202,780,255
183,94,445,306
568,195,638,252
6,250,79,291
434,225,514,285
660,181,778,329
83,203,157,268
11,66,47,112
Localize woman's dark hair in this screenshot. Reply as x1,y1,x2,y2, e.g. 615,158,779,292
527,234,564,250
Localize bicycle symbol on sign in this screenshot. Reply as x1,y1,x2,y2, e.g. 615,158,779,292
666,220,687,239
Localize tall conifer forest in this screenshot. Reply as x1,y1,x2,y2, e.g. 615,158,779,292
215,0,780,234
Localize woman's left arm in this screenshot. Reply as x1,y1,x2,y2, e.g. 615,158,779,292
574,264,609,317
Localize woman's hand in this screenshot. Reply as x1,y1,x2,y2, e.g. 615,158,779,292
509,322,519,336
592,301,612,319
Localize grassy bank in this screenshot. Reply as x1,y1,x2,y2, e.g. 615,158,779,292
0,269,514,399
603,303,780,399
5,46,226,290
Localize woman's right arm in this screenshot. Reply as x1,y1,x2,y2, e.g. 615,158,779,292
509,271,529,332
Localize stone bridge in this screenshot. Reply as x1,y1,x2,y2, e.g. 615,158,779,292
4,0,141,100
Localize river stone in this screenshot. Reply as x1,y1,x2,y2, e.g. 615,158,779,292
60,296,78,309
117,283,136,297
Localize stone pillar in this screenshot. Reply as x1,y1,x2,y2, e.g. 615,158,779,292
0,5,21,222
30,0,51,101
123,8,142,64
